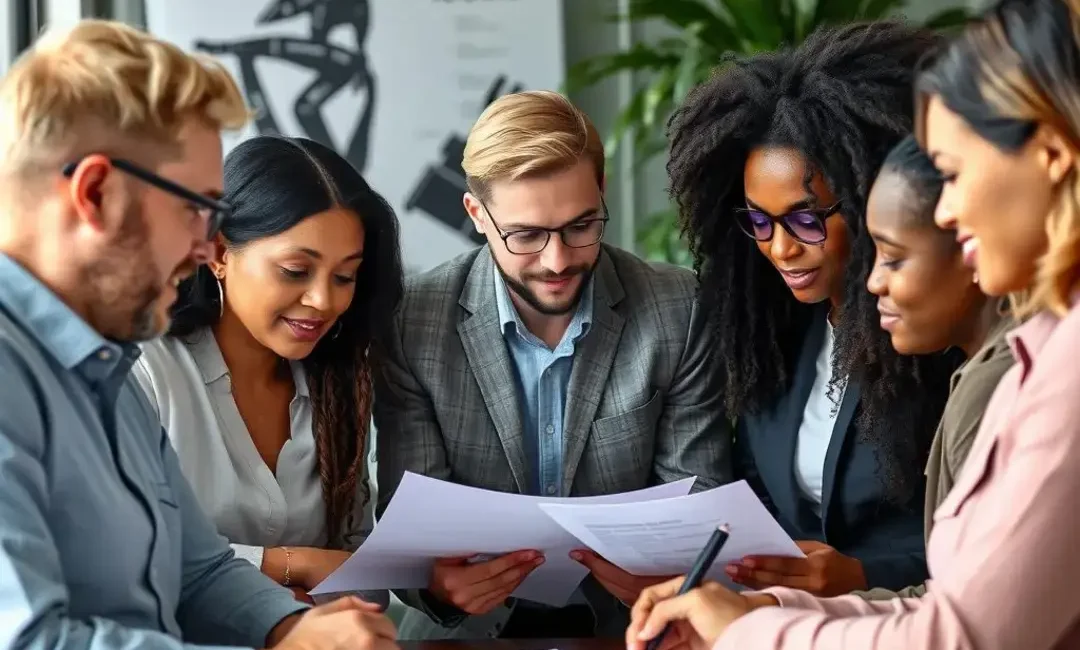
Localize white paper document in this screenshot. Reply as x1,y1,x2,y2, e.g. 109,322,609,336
310,472,696,606
537,480,803,588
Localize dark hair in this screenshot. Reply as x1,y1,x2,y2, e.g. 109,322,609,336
879,135,945,225
170,135,404,545
668,21,960,505
914,0,1050,154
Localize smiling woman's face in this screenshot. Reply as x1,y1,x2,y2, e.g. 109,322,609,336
866,170,984,355
925,96,1057,296
216,206,366,360
742,146,851,305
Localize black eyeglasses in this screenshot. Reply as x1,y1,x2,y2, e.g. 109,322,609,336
480,196,609,255
733,202,841,245
61,157,233,239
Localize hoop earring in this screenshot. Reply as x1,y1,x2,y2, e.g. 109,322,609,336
215,275,225,319
332,321,343,339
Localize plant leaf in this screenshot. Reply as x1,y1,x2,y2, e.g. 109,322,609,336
812,0,898,25
642,68,676,130
565,44,679,91
923,7,973,30
673,26,708,105
636,208,692,267
858,0,908,20
713,0,785,49
634,137,670,172
604,87,650,159
624,0,742,50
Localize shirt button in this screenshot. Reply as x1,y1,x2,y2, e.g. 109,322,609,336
545,424,554,434
546,485,556,495
98,349,112,361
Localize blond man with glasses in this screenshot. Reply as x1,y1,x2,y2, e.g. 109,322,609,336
0,19,397,650
373,90,732,640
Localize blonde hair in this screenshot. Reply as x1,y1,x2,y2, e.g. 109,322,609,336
462,90,604,200
916,0,1080,318
0,19,249,173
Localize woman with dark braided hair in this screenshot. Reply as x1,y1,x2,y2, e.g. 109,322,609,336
131,135,403,605
666,21,959,596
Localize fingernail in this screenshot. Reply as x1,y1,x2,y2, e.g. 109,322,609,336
525,551,539,561
535,556,545,565
725,565,738,576
743,558,757,569
570,551,583,561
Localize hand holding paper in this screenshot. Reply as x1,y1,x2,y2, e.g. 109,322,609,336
538,481,804,591
311,473,698,606
311,475,801,608
429,550,544,615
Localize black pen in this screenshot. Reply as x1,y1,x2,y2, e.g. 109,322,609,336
645,523,731,650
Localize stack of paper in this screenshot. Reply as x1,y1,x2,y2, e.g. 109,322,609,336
310,472,801,606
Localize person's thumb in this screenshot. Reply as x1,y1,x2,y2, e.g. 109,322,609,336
636,593,698,641
434,555,471,567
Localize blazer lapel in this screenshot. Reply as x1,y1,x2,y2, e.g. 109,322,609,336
562,253,625,495
457,251,530,493
761,313,828,522
819,339,861,522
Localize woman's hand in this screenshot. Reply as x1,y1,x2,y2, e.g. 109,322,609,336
571,549,674,605
626,577,777,650
291,548,352,589
724,540,866,596
266,547,352,591
290,586,315,604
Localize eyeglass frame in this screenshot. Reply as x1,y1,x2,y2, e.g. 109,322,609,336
477,194,610,255
733,201,842,245
61,157,233,239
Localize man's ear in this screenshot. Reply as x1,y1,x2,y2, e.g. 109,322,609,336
463,192,485,234
66,155,113,231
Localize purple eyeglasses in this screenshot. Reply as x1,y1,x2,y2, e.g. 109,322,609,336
734,201,841,245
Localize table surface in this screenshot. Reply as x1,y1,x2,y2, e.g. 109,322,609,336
401,639,623,650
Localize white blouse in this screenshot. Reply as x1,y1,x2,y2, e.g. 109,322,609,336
130,329,376,585
793,319,848,517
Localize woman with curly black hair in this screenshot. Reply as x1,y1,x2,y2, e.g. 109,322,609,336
667,21,959,596
131,135,404,604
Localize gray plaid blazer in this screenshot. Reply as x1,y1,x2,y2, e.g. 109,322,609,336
373,244,732,639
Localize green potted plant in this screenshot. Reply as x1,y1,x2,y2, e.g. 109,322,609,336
566,0,971,265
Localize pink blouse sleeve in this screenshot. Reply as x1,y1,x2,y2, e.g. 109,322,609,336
761,586,921,616
714,334,1080,650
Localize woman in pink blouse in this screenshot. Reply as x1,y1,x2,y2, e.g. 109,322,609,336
626,0,1080,648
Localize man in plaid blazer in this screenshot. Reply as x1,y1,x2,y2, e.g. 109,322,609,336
372,91,732,640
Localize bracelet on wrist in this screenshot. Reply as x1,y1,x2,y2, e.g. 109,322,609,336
282,547,293,587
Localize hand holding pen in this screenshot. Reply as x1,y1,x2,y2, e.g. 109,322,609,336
625,524,779,650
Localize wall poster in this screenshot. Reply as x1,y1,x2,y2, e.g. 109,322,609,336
145,0,565,272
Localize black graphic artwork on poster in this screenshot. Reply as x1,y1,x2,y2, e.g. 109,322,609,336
194,0,375,173
406,75,524,243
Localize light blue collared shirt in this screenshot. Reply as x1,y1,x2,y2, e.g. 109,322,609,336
0,253,307,649
493,266,594,497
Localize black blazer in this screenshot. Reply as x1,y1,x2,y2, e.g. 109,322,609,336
734,313,928,591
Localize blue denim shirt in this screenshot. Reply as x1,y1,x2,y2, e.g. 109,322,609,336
0,254,308,649
492,267,593,497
